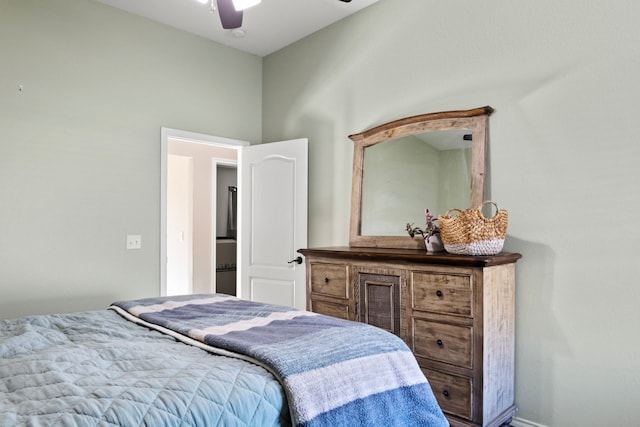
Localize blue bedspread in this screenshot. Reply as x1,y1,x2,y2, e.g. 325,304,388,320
0,309,289,426
111,294,448,427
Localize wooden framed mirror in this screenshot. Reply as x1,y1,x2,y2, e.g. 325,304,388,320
348,106,494,249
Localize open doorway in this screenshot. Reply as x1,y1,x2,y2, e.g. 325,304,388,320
160,128,248,297
161,130,309,309
213,162,237,296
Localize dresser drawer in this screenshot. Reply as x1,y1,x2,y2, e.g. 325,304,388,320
309,298,350,320
309,263,349,299
423,368,472,421
413,319,473,368
411,271,472,317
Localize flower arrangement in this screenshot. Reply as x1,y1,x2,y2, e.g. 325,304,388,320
406,209,440,243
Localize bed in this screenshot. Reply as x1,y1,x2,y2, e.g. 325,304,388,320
0,294,448,426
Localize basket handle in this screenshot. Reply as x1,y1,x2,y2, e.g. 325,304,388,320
477,201,500,218
443,208,463,218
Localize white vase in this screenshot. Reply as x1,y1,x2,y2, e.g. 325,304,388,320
425,234,445,252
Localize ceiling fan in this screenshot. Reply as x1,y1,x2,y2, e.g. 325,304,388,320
208,0,352,30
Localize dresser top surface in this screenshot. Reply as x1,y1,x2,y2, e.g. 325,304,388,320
298,246,522,267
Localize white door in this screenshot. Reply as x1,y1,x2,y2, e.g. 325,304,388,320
238,139,308,310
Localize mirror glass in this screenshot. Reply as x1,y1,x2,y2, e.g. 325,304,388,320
360,129,471,236
349,106,493,249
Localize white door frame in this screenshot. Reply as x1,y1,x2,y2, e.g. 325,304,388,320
160,127,248,296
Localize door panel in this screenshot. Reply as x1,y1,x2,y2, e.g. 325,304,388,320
249,278,296,307
238,139,308,309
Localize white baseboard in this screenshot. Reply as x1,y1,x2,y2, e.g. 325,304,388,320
511,417,548,427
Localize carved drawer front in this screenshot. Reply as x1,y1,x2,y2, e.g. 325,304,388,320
310,299,350,320
423,368,472,421
358,272,401,337
412,271,473,317
309,263,349,298
413,319,473,368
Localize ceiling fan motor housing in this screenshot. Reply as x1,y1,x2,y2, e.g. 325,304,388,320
217,0,243,29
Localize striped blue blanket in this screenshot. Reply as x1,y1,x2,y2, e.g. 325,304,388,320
110,294,448,427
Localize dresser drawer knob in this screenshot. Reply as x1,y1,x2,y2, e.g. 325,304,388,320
442,390,450,398
436,339,444,347
435,290,443,298
324,277,329,283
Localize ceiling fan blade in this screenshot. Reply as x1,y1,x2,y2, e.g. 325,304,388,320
217,0,243,29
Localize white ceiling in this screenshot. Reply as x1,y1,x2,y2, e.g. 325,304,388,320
95,0,380,57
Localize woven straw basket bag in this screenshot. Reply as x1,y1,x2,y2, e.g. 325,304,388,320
438,201,508,256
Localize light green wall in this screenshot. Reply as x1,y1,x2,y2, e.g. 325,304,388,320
2,0,640,425
263,0,640,426
0,0,262,318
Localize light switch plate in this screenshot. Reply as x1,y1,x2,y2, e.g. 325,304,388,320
126,234,142,250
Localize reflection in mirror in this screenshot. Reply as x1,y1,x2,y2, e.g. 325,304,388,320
361,130,471,236
349,106,493,249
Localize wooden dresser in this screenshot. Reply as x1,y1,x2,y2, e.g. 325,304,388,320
298,246,521,427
